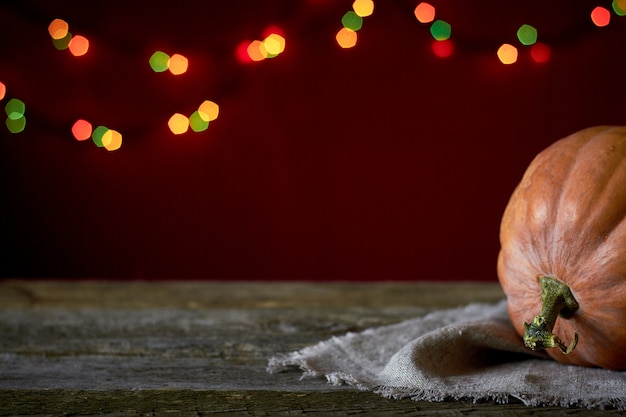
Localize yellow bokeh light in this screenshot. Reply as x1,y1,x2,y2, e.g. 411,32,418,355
168,54,189,75
168,113,189,134
353,0,374,17
247,40,267,61
198,100,219,122
103,129,123,151
497,43,518,64
69,35,89,57
263,33,286,56
48,19,69,40
336,27,357,48
414,3,435,24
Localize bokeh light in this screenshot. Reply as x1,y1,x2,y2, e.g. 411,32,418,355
72,119,92,141
497,43,518,64
530,42,551,63
168,54,189,75
5,98,25,120
168,113,189,134
431,39,454,58
103,129,122,151
149,51,170,72
516,24,537,46
48,19,69,40
189,111,209,132
614,0,626,16
6,116,26,133
263,33,286,57
68,35,89,56
336,27,358,48
414,3,435,24
342,11,363,31
0,82,6,100
591,6,611,27
430,20,451,41
52,32,72,50
198,100,219,122
92,125,109,147
247,40,267,61
353,0,374,17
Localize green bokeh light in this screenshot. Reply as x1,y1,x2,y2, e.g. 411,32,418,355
613,0,626,16
92,125,109,147
6,116,26,133
149,51,170,72
342,11,363,31
430,20,451,41
517,24,538,46
52,31,72,50
5,98,25,120
189,111,209,132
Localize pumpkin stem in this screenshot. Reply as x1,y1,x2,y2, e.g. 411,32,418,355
522,275,579,354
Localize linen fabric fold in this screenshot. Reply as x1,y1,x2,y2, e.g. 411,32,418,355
268,300,626,409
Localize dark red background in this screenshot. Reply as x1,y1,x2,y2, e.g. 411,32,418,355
1,0,625,281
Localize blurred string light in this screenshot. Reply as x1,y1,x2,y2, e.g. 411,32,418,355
149,51,189,75
497,43,518,64
353,0,374,17
68,35,90,57
86,124,123,151
237,27,286,63
335,0,374,49
414,2,435,23
614,0,626,15
412,3,624,64
413,3,453,57
3,4,622,148
169,100,220,135
516,24,538,46
48,18,89,56
5,98,26,133
591,6,611,26
72,119,92,141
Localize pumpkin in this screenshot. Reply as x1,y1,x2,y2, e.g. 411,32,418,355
497,125,626,370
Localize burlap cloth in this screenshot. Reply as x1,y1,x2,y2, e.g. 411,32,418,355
267,300,626,409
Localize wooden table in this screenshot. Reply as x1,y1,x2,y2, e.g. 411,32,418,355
0,280,623,416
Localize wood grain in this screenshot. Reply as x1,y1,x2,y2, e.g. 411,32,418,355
0,280,622,416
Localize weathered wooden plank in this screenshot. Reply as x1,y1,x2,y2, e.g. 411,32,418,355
1,281,621,416
0,280,504,309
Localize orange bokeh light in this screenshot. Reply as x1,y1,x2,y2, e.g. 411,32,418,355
198,100,219,122
497,43,518,64
168,54,189,75
168,113,189,134
48,19,69,40
336,27,357,48
591,6,611,27
0,81,5,100
72,119,92,141
68,35,89,57
247,40,267,61
414,3,435,24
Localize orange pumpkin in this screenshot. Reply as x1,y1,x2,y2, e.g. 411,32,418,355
498,125,626,370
